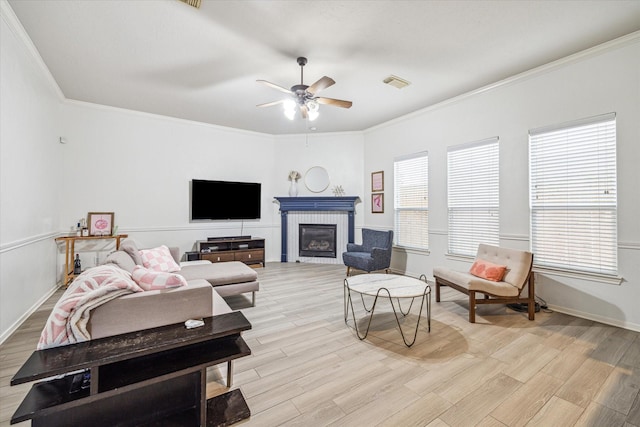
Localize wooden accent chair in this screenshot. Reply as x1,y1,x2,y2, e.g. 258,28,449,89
433,244,535,323
342,229,394,276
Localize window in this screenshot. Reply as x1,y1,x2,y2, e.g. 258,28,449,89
447,137,499,256
394,152,428,249
529,113,617,275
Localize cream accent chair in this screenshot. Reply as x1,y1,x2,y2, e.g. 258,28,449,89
433,244,535,323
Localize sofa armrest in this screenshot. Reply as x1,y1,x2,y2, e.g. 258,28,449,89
88,279,215,339
168,246,180,263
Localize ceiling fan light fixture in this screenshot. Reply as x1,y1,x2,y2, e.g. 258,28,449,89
257,57,351,121
307,100,319,121
307,100,319,112
284,109,296,120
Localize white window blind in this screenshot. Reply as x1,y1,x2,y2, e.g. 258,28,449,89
394,152,428,249
447,137,499,256
529,113,617,275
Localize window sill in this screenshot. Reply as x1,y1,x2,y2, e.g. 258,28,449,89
392,245,430,256
533,265,623,285
445,253,475,262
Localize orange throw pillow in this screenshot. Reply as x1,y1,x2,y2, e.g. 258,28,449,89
469,259,507,282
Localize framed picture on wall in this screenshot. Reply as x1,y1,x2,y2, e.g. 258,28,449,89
88,212,114,236
371,193,384,213
371,170,384,192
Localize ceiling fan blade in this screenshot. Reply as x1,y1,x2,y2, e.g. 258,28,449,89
300,104,308,119
257,100,285,108
257,80,292,94
316,97,353,109
306,76,335,95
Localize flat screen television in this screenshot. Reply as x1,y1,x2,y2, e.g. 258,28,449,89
190,179,261,220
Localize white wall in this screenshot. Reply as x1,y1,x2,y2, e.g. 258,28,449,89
363,36,640,330
58,101,280,264
0,3,64,341
273,132,366,222
55,104,366,270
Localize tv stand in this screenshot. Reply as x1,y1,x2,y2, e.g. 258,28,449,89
197,237,264,268
208,235,251,241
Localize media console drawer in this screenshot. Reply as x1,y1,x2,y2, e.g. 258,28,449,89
202,252,235,263
197,237,265,268
235,249,264,263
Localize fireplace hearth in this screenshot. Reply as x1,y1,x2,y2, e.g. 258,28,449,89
299,224,337,258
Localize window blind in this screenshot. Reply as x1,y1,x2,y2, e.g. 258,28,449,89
447,137,499,256
529,113,617,275
394,152,428,249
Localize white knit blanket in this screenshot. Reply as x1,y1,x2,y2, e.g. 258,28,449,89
38,265,142,350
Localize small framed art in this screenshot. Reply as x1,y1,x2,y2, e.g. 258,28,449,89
371,170,384,192
371,193,384,213
88,212,114,236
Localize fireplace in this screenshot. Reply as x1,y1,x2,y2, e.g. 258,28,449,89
275,196,359,263
299,224,337,258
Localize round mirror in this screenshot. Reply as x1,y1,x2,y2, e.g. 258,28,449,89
304,166,330,193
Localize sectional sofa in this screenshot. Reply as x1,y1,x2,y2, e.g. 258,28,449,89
38,239,260,346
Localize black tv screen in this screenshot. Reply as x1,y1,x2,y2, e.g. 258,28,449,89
191,179,261,220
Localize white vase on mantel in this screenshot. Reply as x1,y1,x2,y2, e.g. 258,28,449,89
289,180,299,197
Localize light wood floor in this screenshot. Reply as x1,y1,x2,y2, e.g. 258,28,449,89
2,262,639,426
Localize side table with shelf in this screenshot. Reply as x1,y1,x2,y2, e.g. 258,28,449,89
196,237,265,268
55,234,128,286
10,311,252,427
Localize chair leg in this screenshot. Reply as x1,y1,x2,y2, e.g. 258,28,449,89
435,279,441,302
527,272,535,321
469,290,476,323
346,266,351,276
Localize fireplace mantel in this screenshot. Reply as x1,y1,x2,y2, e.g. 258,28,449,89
274,197,360,262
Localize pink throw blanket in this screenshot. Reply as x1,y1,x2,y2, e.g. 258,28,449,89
38,265,142,350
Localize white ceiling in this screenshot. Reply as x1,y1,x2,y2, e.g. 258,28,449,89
8,0,640,135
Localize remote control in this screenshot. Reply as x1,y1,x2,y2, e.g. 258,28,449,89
185,319,205,329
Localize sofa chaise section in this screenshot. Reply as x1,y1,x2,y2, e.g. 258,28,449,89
88,279,230,339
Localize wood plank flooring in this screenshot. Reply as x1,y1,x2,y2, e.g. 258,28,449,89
1,262,639,426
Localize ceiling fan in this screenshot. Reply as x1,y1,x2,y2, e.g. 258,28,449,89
257,57,352,121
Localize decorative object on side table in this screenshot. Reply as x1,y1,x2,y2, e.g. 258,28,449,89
332,185,345,196
88,212,114,236
288,170,301,197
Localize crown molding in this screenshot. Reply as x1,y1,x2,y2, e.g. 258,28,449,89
1,0,65,101
365,31,640,134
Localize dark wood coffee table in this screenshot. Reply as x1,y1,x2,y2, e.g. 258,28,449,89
10,311,252,426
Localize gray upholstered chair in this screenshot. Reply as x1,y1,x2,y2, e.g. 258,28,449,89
342,229,394,276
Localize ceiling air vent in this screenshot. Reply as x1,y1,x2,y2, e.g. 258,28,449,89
383,75,411,89
178,0,201,8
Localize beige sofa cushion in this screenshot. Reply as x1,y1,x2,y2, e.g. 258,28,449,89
120,238,143,266
103,250,137,273
87,279,224,339
433,267,519,297
179,261,258,286
475,244,533,290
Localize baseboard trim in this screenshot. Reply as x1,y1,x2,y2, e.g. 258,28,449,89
548,304,640,333
0,284,59,345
